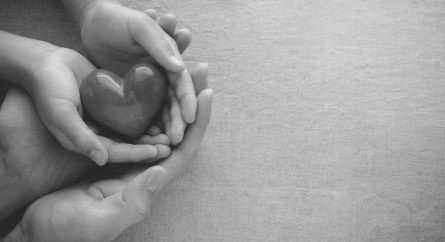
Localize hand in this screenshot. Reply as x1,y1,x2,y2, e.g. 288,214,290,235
151,63,209,145
80,1,197,124
25,46,171,165
0,84,95,223
83,10,195,145
6,64,213,242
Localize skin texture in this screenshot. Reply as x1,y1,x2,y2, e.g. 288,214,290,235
78,0,198,132
0,63,212,242
0,10,195,234
0,30,172,166
0,9,191,165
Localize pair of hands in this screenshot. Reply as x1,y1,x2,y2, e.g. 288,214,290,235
29,1,197,165
0,70,212,242
0,1,213,241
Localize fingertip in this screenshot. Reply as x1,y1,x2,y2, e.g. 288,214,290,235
146,125,162,136
155,144,171,159
88,150,105,166
191,62,209,94
143,9,157,20
181,95,197,123
198,88,214,101
171,125,185,146
158,13,178,37
136,134,172,146
145,166,167,191
170,55,186,72
174,28,192,54
133,145,159,161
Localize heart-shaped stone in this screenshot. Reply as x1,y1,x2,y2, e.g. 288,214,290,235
80,63,167,137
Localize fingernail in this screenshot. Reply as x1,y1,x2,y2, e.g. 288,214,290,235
171,55,184,67
89,150,104,165
145,167,167,193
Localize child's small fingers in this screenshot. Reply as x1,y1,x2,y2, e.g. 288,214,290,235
98,137,160,163
174,28,192,54
165,86,186,145
158,13,177,37
132,134,172,146
139,145,171,164
145,124,162,136
190,62,209,95
44,102,108,166
143,9,157,20
161,102,172,138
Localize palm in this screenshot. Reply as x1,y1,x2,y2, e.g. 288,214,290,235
13,64,213,242
20,167,148,242
0,85,96,207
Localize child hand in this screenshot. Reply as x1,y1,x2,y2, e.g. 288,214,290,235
26,45,171,165
80,1,197,123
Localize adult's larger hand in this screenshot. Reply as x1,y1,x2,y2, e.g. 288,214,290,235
2,64,212,242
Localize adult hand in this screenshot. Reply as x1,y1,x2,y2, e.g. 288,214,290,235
0,84,95,222
79,0,197,124
4,64,212,242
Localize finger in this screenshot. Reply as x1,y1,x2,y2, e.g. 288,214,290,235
90,179,127,198
157,89,213,192
120,166,166,219
132,133,171,146
146,123,162,136
130,14,185,73
94,166,166,234
143,9,157,20
98,136,161,163
43,101,108,166
160,102,172,138
140,144,171,164
158,13,177,37
190,62,209,94
174,28,192,54
165,85,186,145
166,67,197,123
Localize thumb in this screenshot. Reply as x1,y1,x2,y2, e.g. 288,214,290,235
89,166,166,240
130,14,185,73
120,166,166,222
43,100,108,166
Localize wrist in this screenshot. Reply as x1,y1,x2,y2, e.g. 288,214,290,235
0,31,57,92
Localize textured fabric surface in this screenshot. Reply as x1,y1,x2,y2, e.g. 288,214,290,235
2,0,445,241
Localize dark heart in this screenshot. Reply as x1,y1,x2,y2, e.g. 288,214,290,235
80,63,167,138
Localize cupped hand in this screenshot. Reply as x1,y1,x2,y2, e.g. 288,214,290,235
9,64,213,242
0,84,95,222
150,62,209,145
20,46,171,166
81,1,197,124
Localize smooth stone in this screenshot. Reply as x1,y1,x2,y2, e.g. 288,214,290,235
80,63,167,137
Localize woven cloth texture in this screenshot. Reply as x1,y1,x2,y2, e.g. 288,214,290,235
1,0,445,241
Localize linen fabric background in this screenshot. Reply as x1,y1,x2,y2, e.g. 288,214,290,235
1,0,445,241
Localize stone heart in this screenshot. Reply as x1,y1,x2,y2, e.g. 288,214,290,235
80,63,167,137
